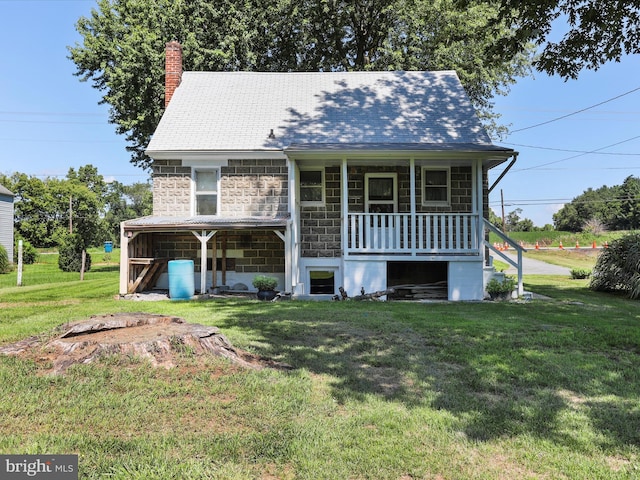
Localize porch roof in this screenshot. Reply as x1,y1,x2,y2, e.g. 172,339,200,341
286,142,516,167
123,215,289,231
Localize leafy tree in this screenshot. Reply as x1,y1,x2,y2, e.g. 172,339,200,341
0,245,10,274
590,232,640,299
486,0,640,79
58,234,92,273
505,208,534,232
14,235,38,265
616,175,640,230
103,180,152,244
553,176,640,232
488,208,504,229
10,173,60,248
69,0,533,170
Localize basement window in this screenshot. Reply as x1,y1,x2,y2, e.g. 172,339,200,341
309,270,335,294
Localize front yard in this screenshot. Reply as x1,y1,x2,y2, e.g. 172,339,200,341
0,254,638,478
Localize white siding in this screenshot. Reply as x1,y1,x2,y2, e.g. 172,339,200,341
0,194,14,263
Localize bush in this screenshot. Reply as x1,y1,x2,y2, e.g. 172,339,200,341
571,268,591,279
590,232,640,299
14,237,38,264
252,275,278,291
58,235,92,273
0,244,11,274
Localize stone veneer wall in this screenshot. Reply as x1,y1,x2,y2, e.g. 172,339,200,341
153,230,284,274
220,159,288,216
152,158,288,217
150,158,287,275
152,160,192,216
300,167,341,258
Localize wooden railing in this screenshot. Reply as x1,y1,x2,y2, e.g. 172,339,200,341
346,213,480,255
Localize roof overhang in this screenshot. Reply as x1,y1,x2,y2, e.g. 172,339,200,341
123,215,289,232
145,149,288,161
285,143,516,169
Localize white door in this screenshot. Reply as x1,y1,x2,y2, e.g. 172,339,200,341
364,174,397,249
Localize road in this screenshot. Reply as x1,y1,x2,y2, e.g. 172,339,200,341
498,251,571,276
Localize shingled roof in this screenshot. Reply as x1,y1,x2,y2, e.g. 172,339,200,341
146,70,498,155
0,185,14,197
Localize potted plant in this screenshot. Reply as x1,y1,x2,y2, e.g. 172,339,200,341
252,275,279,301
486,275,517,301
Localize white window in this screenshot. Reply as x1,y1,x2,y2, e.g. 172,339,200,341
299,168,325,205
365,173,397,213
194,169,218,215
422,168,450,206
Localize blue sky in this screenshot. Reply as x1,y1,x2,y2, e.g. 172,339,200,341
1,0,638,227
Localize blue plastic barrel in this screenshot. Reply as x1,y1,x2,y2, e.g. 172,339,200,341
104,241,113,253
168,260,195,300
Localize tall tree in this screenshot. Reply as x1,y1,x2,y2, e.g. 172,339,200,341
486,0,640,79
69,0,533,170
553,176,640,232
3,166,147,249
104,180,152,243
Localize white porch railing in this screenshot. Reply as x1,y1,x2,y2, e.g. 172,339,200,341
346,213,481,255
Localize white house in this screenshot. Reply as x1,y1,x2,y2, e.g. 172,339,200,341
0,184,15,263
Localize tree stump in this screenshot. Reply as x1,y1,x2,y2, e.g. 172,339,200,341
0,312,290,375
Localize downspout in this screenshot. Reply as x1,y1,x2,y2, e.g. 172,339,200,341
489,153,518,194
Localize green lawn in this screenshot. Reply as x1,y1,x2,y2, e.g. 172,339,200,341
0,256,638,479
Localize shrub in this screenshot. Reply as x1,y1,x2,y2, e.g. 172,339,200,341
252,275,278,291
58,235,92,273
590,232,640,299
14,237,38,264
571,268,591,279
486,275,517,300
0,244,11,274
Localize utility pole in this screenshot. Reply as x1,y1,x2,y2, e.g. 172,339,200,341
69,196,73,234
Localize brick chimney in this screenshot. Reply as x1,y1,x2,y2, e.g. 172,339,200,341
165,41,182,108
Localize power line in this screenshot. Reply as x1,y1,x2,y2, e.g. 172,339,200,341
0,111,104,117
506,134,640,173
501,141,640,156
509,86,640,133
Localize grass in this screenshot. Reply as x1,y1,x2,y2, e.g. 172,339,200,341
493,247,601,274
489,231,628,249
0,254,639,478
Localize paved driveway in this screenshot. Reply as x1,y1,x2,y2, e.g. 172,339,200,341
499,251,571,276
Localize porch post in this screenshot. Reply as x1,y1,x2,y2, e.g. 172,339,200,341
272,228,291,293
475,159,484,254
119,222,129,295
192,230,216,294
341,157,349,258
288,157,298,292
409,157,416,256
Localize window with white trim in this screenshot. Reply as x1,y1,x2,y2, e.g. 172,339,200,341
422,167,450,206
194,169,218,215
299,168,325,205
